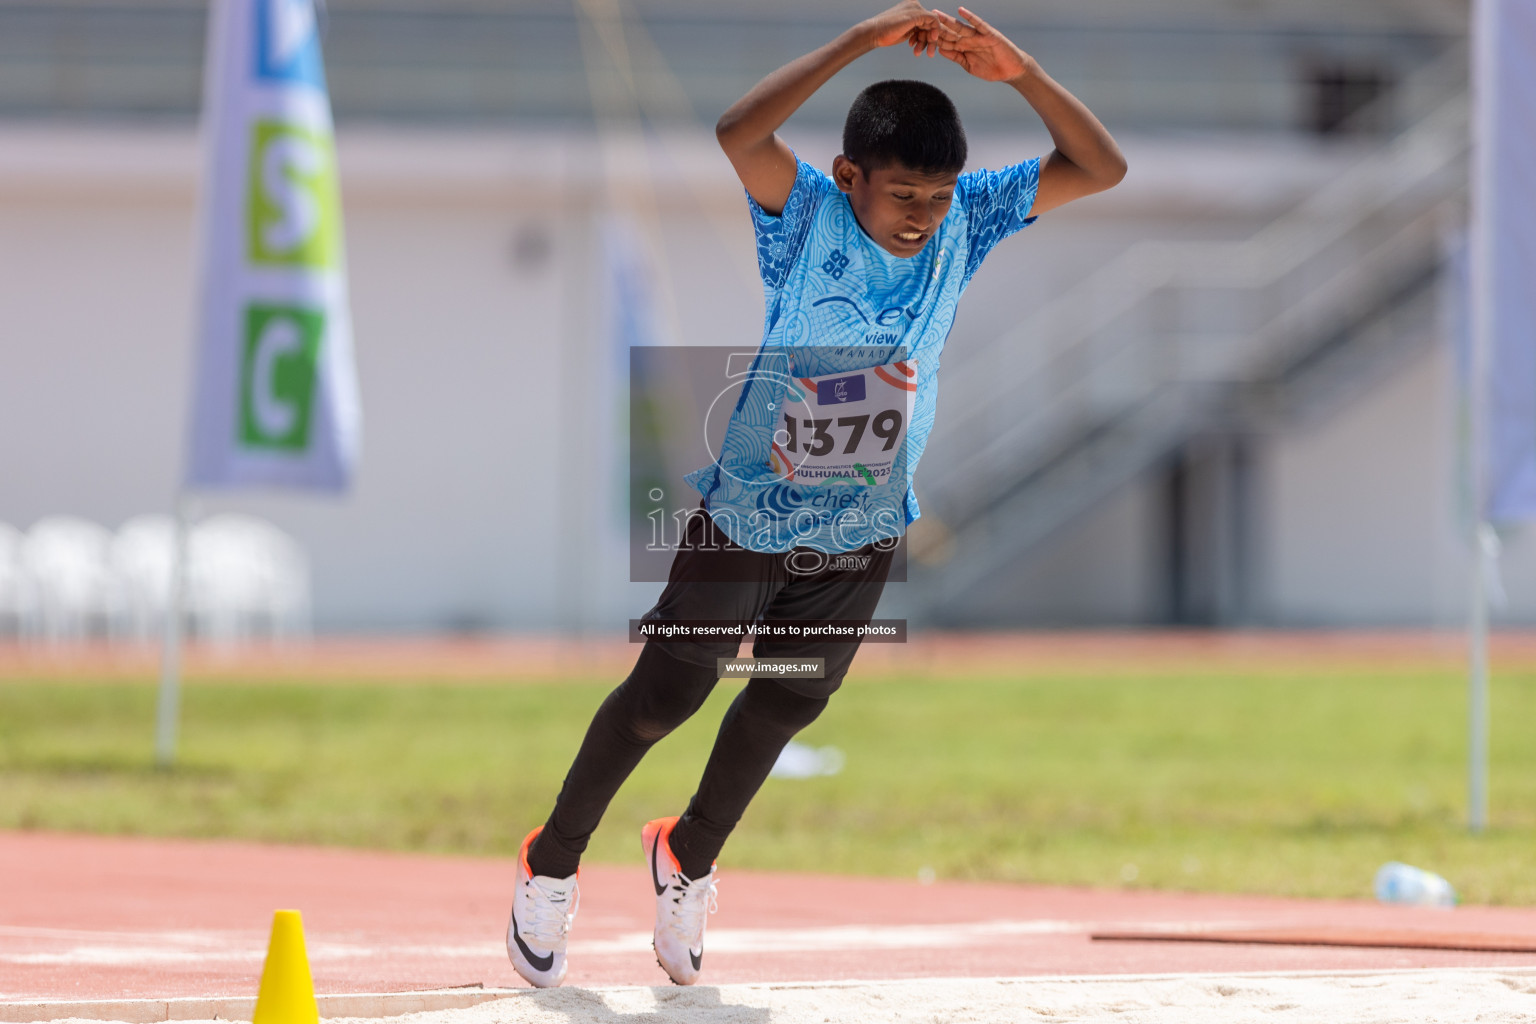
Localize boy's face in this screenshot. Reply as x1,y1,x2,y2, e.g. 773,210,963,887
832,156,958,259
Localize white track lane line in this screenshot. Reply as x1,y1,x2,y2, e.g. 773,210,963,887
0,919,1266,966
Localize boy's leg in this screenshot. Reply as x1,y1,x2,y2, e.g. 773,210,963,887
665,676,832,878
527,641,720,878
527,505,782,879
666,542,895,878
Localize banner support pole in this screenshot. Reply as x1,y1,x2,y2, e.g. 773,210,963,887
155,493,192,768
1469,525,1490,833
1467,0,1500,834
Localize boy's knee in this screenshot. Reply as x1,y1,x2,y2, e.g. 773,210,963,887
741,677,831,733
617,642,720,740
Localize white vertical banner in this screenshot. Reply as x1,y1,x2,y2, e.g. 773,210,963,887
1465,0,1536,831
1479,0,1536,522
186,0,361,491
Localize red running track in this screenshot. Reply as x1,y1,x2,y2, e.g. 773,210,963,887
3,831,1535,1001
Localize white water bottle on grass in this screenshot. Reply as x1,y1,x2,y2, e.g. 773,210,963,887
1374,862,1457,907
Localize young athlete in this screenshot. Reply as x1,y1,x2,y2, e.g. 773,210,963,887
506,1,1125,988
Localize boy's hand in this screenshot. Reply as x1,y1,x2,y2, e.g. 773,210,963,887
863,0,939,51
931,6,1032,82
931,5,1126,216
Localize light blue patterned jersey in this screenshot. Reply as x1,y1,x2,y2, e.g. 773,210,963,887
684,155,1041,554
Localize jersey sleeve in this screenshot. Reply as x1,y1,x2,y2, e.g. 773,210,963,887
746,157,833,290
958,158,1042,285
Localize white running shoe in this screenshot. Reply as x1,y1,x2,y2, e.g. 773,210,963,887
506,826,579,988
641,816,719,985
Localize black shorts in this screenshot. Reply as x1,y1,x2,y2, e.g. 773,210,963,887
639,506,895,698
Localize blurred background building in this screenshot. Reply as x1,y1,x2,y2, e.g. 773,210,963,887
1,0,1519,633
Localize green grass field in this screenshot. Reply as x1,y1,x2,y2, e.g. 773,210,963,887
1,658,1532,904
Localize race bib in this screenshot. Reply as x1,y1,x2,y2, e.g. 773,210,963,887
768,358,917,486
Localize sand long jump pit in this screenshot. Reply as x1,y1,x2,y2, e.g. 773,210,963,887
15,971,1536,1024
327,970,1536,1023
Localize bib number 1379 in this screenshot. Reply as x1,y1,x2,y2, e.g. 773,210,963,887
769,357,916,485
780,410,903,457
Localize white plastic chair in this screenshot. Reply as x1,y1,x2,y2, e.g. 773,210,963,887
110,514,179,643
0,522,36,639
187,514,311,644
21,516,125,642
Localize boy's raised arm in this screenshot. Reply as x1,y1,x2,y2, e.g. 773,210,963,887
933,6,1126,216
716,1,939,216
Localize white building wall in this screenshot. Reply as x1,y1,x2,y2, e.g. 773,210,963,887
4,122,1528,629
1264,344,1459,624
0,128,611,630
1263,339,1536,628
930,477,1165,626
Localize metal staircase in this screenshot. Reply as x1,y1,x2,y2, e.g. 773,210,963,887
903,61,1470,620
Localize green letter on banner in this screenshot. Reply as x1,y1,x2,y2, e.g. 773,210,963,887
240,304,325,451
247,120,340,268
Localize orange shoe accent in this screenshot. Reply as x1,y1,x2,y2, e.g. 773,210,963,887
517,826,541,875
519,825,579,881
644,816,683,881
643,816,716,884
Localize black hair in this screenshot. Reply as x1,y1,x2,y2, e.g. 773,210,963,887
842,79,967,175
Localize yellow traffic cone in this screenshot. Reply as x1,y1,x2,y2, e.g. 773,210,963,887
253,910,319,1024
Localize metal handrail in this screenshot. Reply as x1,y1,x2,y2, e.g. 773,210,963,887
923,90,1468,522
